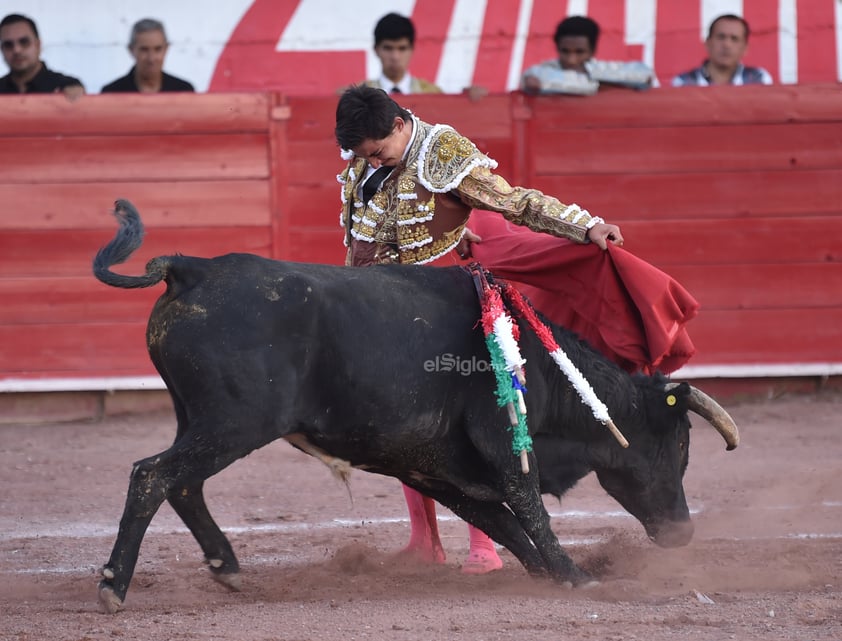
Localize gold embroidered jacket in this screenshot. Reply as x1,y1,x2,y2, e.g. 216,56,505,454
337,117,601,266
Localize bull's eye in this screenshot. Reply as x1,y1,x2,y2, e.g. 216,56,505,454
666,394,677,407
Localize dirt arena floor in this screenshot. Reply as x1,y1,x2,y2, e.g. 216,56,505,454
1,391,840,641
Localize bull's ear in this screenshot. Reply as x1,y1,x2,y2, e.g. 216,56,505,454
663,381,691,412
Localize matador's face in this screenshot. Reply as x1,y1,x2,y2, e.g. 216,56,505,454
352,116,412,169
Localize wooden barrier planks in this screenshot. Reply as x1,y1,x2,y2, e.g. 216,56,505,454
1,87,841,386
0,94,279,385
524,84,842,370
0,93,271,136
530,169,842,221
531,122,842,175
0,181,271,230
0,228,274,278
667,263,842,310
0,322,155,378
0,277,159,325
688,309,842,364
527,83,842,128
0,133,270,183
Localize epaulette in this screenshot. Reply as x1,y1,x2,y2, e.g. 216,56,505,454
417,124,497,193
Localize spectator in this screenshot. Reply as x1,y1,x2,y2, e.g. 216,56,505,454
101,18,194,93
335,85,626,575
671,14,772,86
521,16,654,95
0,13,84,100
363,12,441,95
347,13,486,100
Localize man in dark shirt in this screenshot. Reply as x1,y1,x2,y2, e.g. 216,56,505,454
101,18,194,93
0,13,84,100
671,14,773,86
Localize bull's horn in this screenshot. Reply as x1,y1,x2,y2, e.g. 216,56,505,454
666,383,740,451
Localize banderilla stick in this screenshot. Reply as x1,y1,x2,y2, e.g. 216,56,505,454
604,419,629,448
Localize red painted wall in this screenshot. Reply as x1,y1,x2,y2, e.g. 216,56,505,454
1,85,840,387
210,0,841,93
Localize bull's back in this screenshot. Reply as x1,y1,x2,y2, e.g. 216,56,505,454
150,255,479,345
147,256,489,436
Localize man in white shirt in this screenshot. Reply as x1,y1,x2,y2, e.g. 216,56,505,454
364,13,441,95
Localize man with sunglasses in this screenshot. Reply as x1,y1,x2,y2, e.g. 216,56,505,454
0,14,84,100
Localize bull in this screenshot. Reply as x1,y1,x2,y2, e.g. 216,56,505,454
93,200,738,613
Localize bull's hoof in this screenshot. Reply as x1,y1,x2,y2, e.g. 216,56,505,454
578,579,601,590
556,567,596,589
98,585,123,614
210,569,242,591
207,556,242,591
558,578,599,589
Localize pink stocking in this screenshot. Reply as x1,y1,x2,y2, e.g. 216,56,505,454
401,484,446,563
461,524,503,574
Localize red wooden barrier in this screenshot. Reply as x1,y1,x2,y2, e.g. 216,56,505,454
0,93,279,385
520,84,842,371
1,86,840,391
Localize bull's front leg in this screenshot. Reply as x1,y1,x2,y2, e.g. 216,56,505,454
98,456,171,613
502,469,594,587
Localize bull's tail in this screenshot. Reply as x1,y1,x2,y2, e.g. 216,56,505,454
93,200,170,289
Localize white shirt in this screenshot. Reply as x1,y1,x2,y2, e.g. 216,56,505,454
375,73,413,95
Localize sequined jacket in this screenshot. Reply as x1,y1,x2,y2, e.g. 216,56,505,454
337,117,602,267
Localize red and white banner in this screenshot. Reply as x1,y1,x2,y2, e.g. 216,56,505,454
18,0,842,95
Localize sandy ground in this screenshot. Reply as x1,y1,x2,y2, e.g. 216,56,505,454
1,391,840,641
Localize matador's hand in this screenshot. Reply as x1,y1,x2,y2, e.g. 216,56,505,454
587,222,624,250
455,227,483,259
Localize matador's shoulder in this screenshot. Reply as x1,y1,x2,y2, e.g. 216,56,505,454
417,124,498,193
412,77,443,94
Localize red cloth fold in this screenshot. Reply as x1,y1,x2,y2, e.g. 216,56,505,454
466,211,699,374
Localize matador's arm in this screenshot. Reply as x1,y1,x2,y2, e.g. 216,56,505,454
455,166,603,244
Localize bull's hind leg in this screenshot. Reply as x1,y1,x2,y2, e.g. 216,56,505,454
167,481,241,590
98,451,172,613
98,436,245,613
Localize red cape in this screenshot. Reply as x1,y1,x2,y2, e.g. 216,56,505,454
462,211,699,374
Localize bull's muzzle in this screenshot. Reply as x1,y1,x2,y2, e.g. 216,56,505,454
648,518,694,548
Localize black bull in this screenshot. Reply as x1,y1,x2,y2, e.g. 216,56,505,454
93,200,739,613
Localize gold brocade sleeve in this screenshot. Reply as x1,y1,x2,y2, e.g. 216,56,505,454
455,167,595,243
